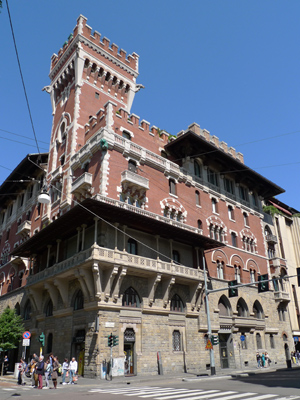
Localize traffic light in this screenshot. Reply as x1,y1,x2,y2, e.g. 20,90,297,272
211,335,219,345
258,274,269,293
113,335,119,347
297,268,300,287
39,332,45,347
228,280,238,297
108,334,113,347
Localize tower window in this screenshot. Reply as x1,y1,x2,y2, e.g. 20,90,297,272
195,190,200,206
228,205,234,220
212,198,218,213
231,232,237,247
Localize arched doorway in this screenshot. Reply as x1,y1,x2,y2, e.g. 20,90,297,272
72,329,85,376
124,328,136,376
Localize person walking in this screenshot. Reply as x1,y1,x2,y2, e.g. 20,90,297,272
62,358,69,385
17,358,27,385
36,355,45,389
44,358,51,389
51,356,59,389
68,357,78,384
256,352,261,368
261,352,265,368
30,353,39,388
3,355,9,375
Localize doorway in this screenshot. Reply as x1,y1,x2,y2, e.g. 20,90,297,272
219,333,235,369
124,328,135,376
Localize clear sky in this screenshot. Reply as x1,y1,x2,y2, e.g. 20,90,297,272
0,1,299,209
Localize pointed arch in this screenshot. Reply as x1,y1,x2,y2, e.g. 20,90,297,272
218,295,232,316
237,298,249,317
72,289,84,310
253,300,264,319
122,286,141,307
170,293,185,312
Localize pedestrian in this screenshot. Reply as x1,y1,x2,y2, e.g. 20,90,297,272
296,350,300,365
256,352,261,368
36,355,44,389
3,355,9,375
30,353,39,388
62,358,69,385
44,358,51,389
261,352,265,368
51,356,59,389
17,358,27,385
68,357,78,384
264,352,269,367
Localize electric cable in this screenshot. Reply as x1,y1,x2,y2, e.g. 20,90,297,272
6,0,41,154
0,128,49,145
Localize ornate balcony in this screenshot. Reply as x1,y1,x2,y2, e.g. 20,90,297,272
121,170,149,191
265,234,277,244
71,173,92,196
16,220,31,237
274,291,290,302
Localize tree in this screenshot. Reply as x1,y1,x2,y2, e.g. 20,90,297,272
0,307,24,375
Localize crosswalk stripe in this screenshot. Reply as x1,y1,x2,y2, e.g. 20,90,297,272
160,390,222,400
239,396,277,400
141,390,205,399
125,389,193,396
210,393,257,400
156,390,237,400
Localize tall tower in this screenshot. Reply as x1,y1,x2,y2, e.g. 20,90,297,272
43,15,140,216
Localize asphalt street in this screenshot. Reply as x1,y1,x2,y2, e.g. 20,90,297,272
0,368,299,400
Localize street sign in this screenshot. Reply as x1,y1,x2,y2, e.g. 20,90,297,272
240,335,246,342
23,339,30,346
206,339,213,350
23,331,31,339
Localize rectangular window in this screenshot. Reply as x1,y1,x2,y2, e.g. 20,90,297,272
207,168,218,186
169,179,176,195
270,334,275,349
228,206,235,220
212,198,218,213
239,186,249,202
224,178,234,194
172,330,181,351
231,232,237,247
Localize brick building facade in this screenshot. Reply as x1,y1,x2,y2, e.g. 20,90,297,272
0,15,294,377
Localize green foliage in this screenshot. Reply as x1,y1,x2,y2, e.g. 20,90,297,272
263,205,283,217
0,308,24,351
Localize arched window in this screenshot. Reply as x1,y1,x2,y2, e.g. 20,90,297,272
278,303,287,321
270,334,275,349
212,198,218,213
47,333,53,354
217,261,224,279
122,287,140,307
253,300,264,319
234,265,241,283
170,294,184,312
128,159,137,173
74,289,84,311
24,300,31,320
194,161,201,178
172,330,182,351
45,299,53,317
197,220,202,230
218,295,231,316
15,302,20,315
256,332,262,349
237,298,248,317
128,239,137,255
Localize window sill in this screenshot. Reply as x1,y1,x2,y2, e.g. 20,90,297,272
169,193,178,199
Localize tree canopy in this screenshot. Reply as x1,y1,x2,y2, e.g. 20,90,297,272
0,307,24,351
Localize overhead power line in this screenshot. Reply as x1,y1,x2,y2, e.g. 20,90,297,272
0,128,49,145
6,0,41,154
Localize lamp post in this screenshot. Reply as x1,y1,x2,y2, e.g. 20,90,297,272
202,253,216,375
38,185,51,204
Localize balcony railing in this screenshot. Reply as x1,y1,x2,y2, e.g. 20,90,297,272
16,220,31,236
71,173,92,195
265,234,277,244
274,291,290,302
26,245,204,287
121,170,149,190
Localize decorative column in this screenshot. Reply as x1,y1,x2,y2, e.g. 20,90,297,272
46,245,52,268
56,240,61,264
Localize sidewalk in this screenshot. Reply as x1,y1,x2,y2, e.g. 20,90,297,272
1,363,299,387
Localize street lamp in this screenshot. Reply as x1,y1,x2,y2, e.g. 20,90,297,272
38,185,51,204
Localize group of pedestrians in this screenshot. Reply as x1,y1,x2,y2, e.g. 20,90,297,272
256,351,271,368
18,353,78,389
291,350,300,364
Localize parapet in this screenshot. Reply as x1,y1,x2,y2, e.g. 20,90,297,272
51,15,139,73
183,122,244,164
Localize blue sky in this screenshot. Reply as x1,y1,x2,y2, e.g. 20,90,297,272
0,1,299,209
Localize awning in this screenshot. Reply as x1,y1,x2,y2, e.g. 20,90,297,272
269,200,292,216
